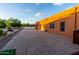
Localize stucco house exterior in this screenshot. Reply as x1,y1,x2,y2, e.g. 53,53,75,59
35,5,79,43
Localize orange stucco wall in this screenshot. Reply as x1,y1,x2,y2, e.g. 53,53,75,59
35,5,79,42
35,24,44,30
76,12,79,30
45,13,75,42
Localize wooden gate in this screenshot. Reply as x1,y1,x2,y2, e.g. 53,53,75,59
73,30,79,44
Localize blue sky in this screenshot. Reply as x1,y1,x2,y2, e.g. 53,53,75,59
0,3,78,24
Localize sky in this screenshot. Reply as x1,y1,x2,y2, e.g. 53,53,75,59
0,3,78,24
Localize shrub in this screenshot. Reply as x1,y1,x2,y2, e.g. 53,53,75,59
0,29,3,36
0,29,7,36
3,32,7,36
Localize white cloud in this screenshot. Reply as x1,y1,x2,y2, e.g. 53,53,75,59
25,17,36,24
28,17,35,20
64,7,70,10
53,3,63,6
26,9,32,12
35,12,42,18
24,12,42,24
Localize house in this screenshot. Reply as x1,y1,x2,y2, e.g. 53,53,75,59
35,5,79,43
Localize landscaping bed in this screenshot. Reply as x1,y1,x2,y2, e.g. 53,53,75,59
0,28,23,49
0,28,22,39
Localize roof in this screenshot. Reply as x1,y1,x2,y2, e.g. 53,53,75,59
36,5,79,25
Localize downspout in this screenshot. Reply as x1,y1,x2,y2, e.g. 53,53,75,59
74,7,77,30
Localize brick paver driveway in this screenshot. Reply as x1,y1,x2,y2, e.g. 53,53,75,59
1,27,79,55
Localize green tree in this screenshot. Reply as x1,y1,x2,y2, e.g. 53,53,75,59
0,19,6,29
0,18,22,29
8,18,21,28
26,23,31,27
21,23,27,27
5,19,12,29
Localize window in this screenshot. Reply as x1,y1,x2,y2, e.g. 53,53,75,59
50,23,55,29
60,21,65,32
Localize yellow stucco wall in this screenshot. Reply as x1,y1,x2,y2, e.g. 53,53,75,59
40,25,44,30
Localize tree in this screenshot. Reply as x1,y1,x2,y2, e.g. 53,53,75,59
0,18,22,29
7,18,21,28
0,18,6,29
21,23,27,27
26,23,31,27
5,19,12,29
